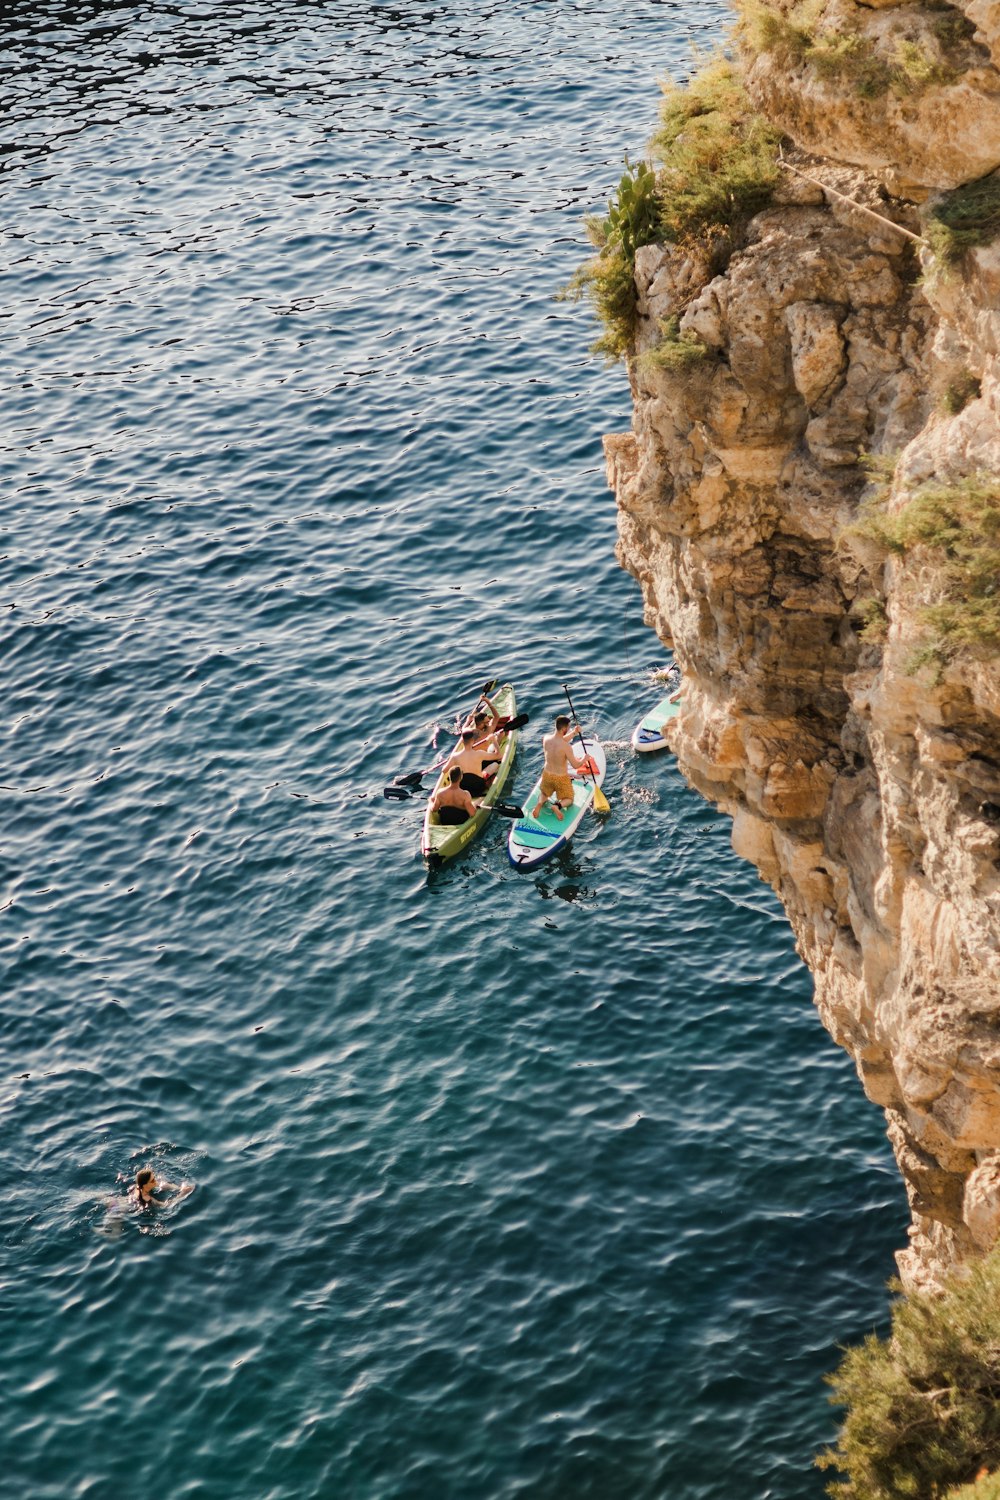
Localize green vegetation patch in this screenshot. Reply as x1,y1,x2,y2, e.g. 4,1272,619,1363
565,155,665,363
927,172,1000,268
649,57,781,242
567,57,779,362
741,1,959,99
819,1246,1000,1498
941,370,982,415
852,596,888,644
640,315,712,373
948,1472,1000,1500
930,3,978,51
853,474,1000,664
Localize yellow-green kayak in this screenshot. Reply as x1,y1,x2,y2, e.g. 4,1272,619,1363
421,683,518,865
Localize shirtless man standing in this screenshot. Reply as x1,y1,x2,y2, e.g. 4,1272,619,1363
532,714,585,822
430,766,478,825
445,728,499,797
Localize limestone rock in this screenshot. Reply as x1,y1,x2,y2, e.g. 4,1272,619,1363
608,137,1000,1290
786,302,846,409
745,2,1000,191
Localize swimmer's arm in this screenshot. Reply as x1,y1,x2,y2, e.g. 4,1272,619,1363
159,1180,195,1199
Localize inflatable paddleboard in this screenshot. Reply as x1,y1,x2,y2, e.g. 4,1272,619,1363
631,675,682,753
507,739,606,871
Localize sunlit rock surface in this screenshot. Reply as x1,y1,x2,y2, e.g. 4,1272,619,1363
607,69,1000,1287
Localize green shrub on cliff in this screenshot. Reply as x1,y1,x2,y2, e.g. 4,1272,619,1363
741,0,959,99
565,155,665,362
853,474,1000,664
930,4,977,50
941,370,981,415
852,596,888,645
947,1473,1000,1500
818,1247,1000,1499
650,58,781,242
927,172,1000,268
640,315,711,373
567,57,779,362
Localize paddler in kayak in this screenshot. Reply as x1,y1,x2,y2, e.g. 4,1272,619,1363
430,766,478,825
463,686,503,737
445,727,500,798
531,714,588,822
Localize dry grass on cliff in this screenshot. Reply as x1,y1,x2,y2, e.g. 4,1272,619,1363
740,0,959,100
854,475,1000,665
566,57,779,362
818,1246,1000,1499
650,58,780,241
948,1471,1000,1500
927,172,1000,269
640,315,712,374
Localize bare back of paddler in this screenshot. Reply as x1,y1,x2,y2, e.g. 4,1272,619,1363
445,728,498,797
531,714,584,822
431,766,478,825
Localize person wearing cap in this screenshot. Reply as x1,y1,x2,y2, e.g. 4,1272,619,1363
463,686,503,738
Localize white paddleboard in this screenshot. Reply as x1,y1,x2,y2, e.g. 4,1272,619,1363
631,676,682,753
507,739,607,871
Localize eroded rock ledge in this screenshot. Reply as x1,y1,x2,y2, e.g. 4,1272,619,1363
607,6,1000,1291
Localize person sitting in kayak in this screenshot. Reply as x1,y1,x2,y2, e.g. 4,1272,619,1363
463,688,503,738
471,709,502,762
531,714,585,822
431,766,478,825
445,728,499,797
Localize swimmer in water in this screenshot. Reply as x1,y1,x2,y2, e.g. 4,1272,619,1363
131,1167,193,1208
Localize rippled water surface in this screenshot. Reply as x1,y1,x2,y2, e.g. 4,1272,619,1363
1,4,905,1497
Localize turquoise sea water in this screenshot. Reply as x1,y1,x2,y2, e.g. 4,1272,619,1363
1,4,906,1496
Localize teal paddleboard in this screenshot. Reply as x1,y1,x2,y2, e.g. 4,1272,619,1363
632,676,682,753
507,739,606,870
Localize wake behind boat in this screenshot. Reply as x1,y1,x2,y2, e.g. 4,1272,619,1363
421,682,520,866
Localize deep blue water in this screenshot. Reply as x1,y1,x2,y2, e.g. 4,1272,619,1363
0,3,906,1497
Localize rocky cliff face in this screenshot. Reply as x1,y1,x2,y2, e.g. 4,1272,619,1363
608,0,1000,1291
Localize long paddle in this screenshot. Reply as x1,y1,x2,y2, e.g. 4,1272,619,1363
386,680,500,790
562,683,610,815
384,710,529,797
385,786,524,819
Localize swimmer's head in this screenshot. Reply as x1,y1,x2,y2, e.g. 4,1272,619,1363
136,1168,156,1195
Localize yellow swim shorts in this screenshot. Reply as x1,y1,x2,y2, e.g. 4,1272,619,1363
540,770,574,805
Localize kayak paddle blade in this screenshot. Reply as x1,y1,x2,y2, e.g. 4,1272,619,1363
492,801,524,819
